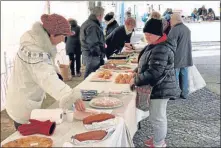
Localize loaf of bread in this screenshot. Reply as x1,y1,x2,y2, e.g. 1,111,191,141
73,130,107,141
83,113,115,124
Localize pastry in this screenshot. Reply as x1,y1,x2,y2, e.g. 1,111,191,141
2,136,53,147
107,59,127,64
73,130,107,142
98,73,104,78
83,113,115,124
91,97,123,108
93,70,112,81
115,73,133,84
104,75,110,79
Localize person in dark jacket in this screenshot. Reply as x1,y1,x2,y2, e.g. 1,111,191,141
80,6,105,79
104,12,119,38
207,8,215,21
169,13,193,99
105,17,136,58
198,5,208,20
65,19,81,77
131,18,178,147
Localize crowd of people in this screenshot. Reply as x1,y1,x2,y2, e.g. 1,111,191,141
142,5,217,24
191,5,216,21
5,5,193,148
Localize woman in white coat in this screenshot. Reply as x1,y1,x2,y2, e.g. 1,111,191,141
5,14,85,130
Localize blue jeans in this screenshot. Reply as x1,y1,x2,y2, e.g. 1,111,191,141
83,55,104,79
175,67,189,99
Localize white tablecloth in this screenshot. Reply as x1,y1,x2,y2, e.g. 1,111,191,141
1,117,133,147
1,72,136,147
1,55,151,147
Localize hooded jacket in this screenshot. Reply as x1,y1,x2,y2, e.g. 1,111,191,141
134,37,179,99
6,22,76,124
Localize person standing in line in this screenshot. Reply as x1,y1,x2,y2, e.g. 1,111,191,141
65,19,82,77
131,18,178,147
80,6,106,79
168,13,193,99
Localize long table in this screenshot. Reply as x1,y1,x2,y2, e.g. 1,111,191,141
1,55,149,147
74,72,138,137
1,72,135,147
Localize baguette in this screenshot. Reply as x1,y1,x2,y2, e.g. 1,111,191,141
74,130,107,141
83,113,115,124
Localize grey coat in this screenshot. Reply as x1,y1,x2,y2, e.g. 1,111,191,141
168,23,193,68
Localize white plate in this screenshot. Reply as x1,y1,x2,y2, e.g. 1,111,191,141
89,97,123,109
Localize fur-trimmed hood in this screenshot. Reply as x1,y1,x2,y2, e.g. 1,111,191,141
20,22,55,54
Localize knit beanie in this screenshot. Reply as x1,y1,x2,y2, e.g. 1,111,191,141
143,18,163,36
104,13,114,21
41,13,73,36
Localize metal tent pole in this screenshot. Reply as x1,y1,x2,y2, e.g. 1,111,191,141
120,2,125,25
46,0,50,14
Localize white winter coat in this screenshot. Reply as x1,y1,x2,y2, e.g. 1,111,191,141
6,22,75,124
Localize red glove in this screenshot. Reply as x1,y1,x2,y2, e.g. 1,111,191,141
18,119,56,136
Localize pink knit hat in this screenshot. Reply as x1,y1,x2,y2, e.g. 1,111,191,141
41,13,74,36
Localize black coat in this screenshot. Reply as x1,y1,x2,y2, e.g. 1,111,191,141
80,14,105,57
164,21,171,35
134,38,179,99
198,8,207,16
105,25,133,58
65,24,81,55
105,20,119,37
168,23,193,68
